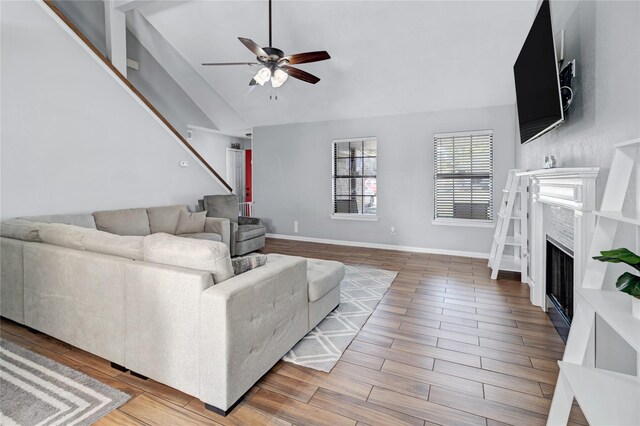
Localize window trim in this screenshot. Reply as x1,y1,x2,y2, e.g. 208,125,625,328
331,137,378,219
433,129,494,225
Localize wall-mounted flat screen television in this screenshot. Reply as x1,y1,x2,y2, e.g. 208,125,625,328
514,0,564,144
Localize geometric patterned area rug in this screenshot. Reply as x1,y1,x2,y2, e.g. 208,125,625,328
283,264,398,372
0,338,130,426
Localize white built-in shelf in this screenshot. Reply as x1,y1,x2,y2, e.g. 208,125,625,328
558,361,640,426
593,210,640,226
614,137,640,148
576,289,640,351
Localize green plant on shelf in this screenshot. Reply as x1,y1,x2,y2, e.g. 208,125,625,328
593,248,640,298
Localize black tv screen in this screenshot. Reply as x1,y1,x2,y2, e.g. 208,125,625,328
514,0,563,144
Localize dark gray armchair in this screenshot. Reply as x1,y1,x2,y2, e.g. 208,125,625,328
199,195,266,256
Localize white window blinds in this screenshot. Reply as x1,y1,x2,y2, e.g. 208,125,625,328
434,130,493,221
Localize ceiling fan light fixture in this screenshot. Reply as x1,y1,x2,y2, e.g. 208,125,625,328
271,68,289,88
254,67,272,85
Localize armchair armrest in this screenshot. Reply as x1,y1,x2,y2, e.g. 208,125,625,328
238,216,263,226
204,217,230,248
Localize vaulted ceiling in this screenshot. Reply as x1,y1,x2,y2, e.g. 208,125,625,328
136,1,539,128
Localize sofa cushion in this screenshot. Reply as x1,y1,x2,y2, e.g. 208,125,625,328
178,232,222,242
143,233,234,284
38,223,144,260
236,224,266,242
21,214,97,229
307,258,345,302
39,223,87,250
231,254,268,275
83,230,144,261
93,208,151,236
175,210,206,235
203,194,238,222
1,219,42,242
147,205,187,234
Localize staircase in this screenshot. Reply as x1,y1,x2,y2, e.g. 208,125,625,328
42,0,232,193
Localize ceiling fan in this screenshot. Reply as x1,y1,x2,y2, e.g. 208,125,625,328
202,0,330,88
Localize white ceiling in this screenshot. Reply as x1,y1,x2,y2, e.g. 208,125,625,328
138,1,539,129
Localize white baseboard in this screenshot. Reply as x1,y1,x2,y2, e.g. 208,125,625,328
266,233,489,259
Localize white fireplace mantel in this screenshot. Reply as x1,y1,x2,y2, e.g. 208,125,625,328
516,167,599,309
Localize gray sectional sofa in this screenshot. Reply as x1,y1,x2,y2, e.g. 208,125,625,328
0,205,344,415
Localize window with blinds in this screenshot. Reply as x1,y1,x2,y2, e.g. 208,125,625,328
433,130,493,222
332,138,377,216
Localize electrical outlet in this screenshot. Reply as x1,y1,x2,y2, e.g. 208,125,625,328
294,220,299,233
390,226,397,236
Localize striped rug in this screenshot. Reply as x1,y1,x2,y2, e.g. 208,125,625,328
0,338,130,425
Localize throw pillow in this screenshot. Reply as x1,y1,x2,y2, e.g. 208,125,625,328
232,254,268,275
147,205,187,234
175,210,206,235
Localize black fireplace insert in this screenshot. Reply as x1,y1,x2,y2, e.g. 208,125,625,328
546,237,574,342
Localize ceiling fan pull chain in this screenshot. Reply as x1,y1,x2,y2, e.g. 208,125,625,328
269,88,278,101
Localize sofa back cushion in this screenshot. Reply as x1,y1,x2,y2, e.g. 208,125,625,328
1,219,43,242
20,214,97,229
39,223,144,260
147,205,187,234
39,223,87,250
93,208,151,236
143,233,234,284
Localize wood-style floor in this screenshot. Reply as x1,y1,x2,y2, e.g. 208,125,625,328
0,238,586,426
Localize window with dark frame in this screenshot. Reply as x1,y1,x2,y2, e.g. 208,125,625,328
434,130,493,222
332,138,377,216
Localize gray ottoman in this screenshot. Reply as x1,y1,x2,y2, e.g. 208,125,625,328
267,254,344,330
307,258,344,329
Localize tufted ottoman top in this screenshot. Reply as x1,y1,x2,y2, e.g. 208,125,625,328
267,254,344,302
306,258,344,302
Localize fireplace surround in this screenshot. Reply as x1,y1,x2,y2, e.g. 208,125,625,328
516,168,599,311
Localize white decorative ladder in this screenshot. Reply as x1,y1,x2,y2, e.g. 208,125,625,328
488,169,527,282
547,138,640,426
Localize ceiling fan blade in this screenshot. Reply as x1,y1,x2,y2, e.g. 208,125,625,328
280,51,330,65
202,62,259,66
238,37,268,59
281,65,320,84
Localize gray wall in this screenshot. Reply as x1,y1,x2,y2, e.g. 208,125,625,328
53,0,107,56
517,1,640,186
189,128,248,194
517,1,640,375
53,0,216,139
253,104,516,256
126,30,216,137
1,1,226,220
